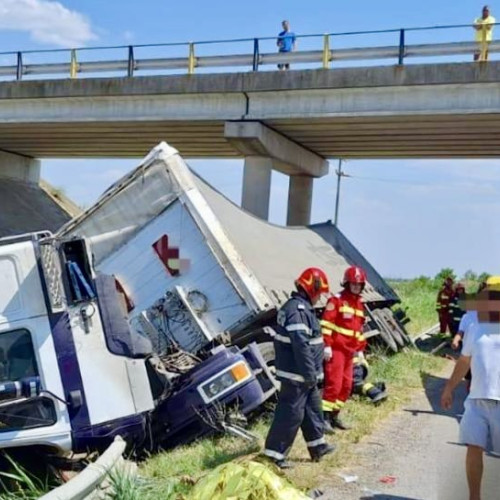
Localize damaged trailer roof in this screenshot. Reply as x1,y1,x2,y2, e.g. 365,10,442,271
59,142,398,308
192,175,398,305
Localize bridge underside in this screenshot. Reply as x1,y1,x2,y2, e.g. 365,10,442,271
2,114,500,159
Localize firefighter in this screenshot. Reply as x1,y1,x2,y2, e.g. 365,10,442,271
436,277,454,335
352,351,388,404
264,268,335,468
448,283,466,336
321,265,367,431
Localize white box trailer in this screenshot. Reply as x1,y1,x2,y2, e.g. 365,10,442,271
59,142,407,358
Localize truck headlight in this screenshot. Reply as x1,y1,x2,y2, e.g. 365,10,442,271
198,361,252,403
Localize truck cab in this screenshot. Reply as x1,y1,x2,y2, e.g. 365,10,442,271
0,232,271,457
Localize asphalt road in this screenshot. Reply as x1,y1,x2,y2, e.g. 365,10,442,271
318,362,499,500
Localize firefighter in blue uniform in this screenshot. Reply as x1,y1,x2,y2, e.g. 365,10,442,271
264,268,335,468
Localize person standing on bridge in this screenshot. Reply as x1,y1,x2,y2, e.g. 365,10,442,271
277,20,296,71
473,5,496,61
441,276,500,500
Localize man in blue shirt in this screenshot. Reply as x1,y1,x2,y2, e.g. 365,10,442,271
277,20,296,71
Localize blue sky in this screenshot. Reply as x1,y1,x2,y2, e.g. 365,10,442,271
2,0,499,278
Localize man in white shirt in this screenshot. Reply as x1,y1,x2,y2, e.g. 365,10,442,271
441,276,500,500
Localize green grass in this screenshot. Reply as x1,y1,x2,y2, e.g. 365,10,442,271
0,455,51,500
136,348,446,498
389,279,439,335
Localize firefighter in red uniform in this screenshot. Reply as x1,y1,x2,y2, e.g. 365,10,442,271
436,277,454,335
320,266,367,431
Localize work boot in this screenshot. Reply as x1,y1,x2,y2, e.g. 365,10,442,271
310,443,336,462
323,419,335,435
367,383,388,404
274,459,294,469
330,412,351,431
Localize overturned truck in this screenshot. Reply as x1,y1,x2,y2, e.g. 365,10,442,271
60,142,409,365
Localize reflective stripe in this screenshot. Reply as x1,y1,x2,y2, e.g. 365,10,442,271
275,334,291,344
362,383,374,394
276,370,305,383
321,328,332,336
322,400,336,411
306,437,326,448
309,337,324,345
264,449,286,461
275,334,323,346
331,324,365,341
339,306,364,317
286,323,312,336
317,372,324,381
320,319,336,330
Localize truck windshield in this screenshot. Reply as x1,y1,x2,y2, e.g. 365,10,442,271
0,329,37,382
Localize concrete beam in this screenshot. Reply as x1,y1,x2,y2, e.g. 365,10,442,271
225,121,328,177
287,176,313,226
241,157,272,220
0,150,40,184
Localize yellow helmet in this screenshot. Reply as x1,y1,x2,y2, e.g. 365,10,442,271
486,276,500,290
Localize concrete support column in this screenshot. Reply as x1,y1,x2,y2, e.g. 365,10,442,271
241,156,272,220
0,150,40,184
287,175,313,226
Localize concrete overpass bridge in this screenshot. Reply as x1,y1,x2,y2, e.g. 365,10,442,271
2,24,500,226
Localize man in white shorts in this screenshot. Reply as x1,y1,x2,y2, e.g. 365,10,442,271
441,276,500,500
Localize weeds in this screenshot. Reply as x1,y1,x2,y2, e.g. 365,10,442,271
0,455,50,499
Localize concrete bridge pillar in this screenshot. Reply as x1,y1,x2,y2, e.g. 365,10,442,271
224,121,328,225
0,150,40,184
241,156,272,220
287,175,313,226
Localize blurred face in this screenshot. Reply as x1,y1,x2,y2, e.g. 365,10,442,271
483,7,490,18
349,282,363,295
282,21,289,31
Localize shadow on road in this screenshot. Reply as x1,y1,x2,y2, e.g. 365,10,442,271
403,371,465,424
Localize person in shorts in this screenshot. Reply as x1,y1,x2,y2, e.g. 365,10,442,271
441,276,500,500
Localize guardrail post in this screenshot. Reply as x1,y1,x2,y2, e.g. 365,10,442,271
70,49,78,78
127,45,135,77
16,52,23,81
398,29,405,65
252,38,259,71
188,42,195,74
322,34,330,69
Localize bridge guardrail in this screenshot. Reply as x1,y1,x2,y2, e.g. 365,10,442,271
0,22,498,81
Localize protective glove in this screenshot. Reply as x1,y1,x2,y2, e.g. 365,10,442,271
324,346,333,362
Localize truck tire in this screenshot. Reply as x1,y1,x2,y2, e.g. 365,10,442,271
371,310,398,353
378,309,406,348
382,308,412,346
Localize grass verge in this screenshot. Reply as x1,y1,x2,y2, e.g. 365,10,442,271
138,348,446,498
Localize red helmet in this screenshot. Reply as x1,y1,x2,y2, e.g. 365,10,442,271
342,266,367,286
295,267,329,301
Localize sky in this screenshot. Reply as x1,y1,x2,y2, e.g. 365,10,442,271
1,0,499,279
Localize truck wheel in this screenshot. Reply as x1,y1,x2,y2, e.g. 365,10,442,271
378,309,405,348
372,310,398,353
382,308,412,346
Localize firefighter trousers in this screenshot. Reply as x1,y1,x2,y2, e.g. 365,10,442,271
264,381,326,461
438,312,451,334
322,347,353,412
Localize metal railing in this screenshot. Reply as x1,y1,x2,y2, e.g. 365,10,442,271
0,22,497,81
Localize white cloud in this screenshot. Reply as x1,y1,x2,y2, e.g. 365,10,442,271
0,0,97,47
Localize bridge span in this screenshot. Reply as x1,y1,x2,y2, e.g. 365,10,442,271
1,57,500,224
